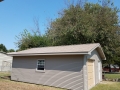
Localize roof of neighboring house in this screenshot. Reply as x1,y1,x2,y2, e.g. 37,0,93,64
7,43,106,60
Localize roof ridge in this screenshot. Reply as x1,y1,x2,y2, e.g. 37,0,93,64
28,43,100,49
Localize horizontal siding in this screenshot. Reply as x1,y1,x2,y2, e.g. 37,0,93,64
12,55,84,90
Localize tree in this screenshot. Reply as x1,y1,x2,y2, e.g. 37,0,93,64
8,49,15,52
114,35,120,70
15,29,50,50
15,18,51,50
0,0,4,2
0,44,7,52
46,0,120,72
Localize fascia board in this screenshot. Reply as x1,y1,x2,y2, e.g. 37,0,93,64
7,52,89,56
88,43,100,55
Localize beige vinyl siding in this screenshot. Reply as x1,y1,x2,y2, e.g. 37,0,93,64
11,55,84,90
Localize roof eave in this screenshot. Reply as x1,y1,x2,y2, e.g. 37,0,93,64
96,46,106,60
88,43,100,54
7,52,89,56
88,44,106,60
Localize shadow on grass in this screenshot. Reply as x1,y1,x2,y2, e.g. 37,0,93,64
0,76,11,80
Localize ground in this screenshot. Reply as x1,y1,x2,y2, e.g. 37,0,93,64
0,72,65,90
91,72,120,90
91,81,120,90
0,79,65,90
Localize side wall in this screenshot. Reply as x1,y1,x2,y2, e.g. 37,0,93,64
11,55,84,90
0,53,13,71
87,49,102,84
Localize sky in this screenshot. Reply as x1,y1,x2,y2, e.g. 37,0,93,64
0,0,120,50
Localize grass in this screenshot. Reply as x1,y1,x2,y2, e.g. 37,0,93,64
104,73,120,79
0,72,66,90
0,71,10,77
91,73,120,90
91,81,120,90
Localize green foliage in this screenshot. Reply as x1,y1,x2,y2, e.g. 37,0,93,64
47,0,120,63
114,47,120,67
0,44,7,52
8,49,15,52
15,29,50,50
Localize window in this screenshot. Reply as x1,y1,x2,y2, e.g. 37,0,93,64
37,60,45,70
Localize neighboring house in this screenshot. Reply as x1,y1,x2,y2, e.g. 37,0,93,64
0,52,13,71
8,43,106,90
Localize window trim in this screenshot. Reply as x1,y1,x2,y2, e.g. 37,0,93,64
36,59,45,72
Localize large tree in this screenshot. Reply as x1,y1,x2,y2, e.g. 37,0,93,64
46,0,120,70
0,44,7,52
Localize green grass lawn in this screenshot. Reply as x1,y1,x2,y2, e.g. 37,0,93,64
104,73,120,79
91,73,120,90
91,81,120,90
0,72,10,77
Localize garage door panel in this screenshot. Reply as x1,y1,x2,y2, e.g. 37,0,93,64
88,80,93,84
88,67,94,71
87,63,93,65
88,74,94,78
87,60,94,89
88,81,94,87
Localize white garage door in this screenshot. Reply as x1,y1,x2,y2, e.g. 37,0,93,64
87,60,95,89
